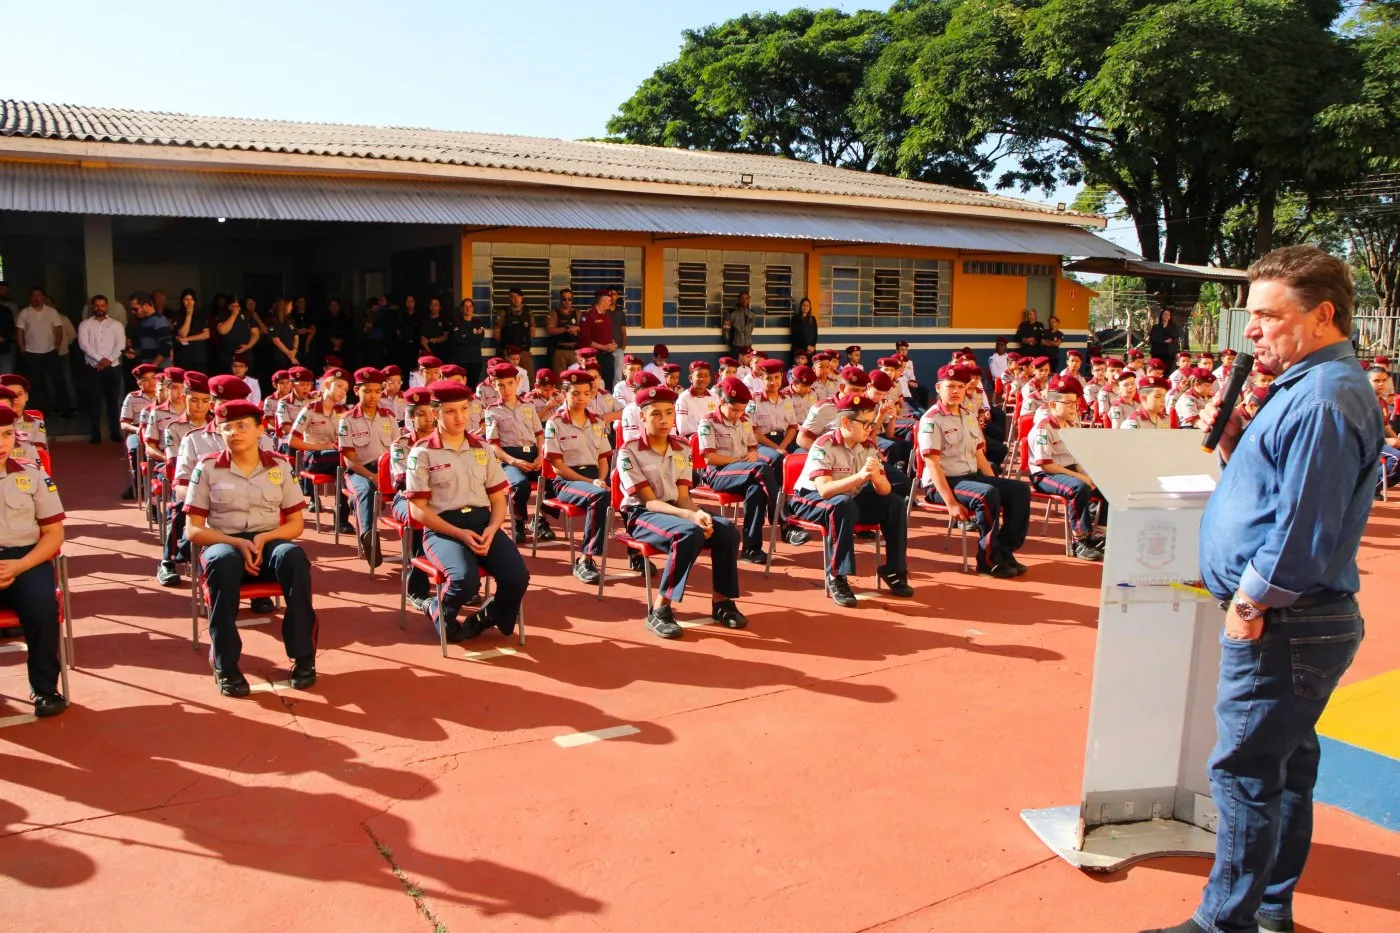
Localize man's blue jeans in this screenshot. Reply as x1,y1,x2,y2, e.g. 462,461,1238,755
1194,595,1364,933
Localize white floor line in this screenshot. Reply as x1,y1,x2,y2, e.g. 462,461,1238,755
0,713,39,728
676,619,711,629
463,647,518,661
248,680,291,693
553,724,641,748
0,644,26,654
235,617,274,628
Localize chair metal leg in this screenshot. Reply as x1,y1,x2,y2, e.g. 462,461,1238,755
641,556,653,611
874,534,882,591
398,529,409,631
332,468,342,546
597,509,612,600
764,490,784,577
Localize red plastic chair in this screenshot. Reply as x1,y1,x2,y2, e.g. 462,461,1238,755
296,449,339,540
1018,434,1073,556
189,541,285,651
902,448,970,573
688,433,743,521
0,554,75,698
531,458,588,562
763,451,883,593
596,465,667,607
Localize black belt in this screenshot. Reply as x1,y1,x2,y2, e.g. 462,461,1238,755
1219,591,1352,612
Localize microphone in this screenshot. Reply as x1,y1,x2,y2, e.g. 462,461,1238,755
1202,352,1255,453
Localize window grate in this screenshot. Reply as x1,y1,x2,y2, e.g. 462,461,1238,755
764,264,793,318
491,257,550,319
569,258,627,315
913,270,942,318
677,262,709,315
722,263,750,320
872,268,901,317
963,260,1056,277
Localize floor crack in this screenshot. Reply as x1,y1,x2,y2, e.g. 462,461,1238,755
363,823,449,932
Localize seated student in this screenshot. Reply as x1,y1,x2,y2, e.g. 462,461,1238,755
616,385,748,639
0,406,68,716
919,365,1031,578
231,353,261,405
1168,351,1194,392
275,367,316,442
409,354,444,390
798,365,868,449
1028,375,1106,562
525,368,560,421
867,369,913,470
0,387,42,464
614,354,644,405
143,367,189,463
390,388,437,609
263,370,293,429
543,369,613,583
741,351,769,396
503,345,532,392
789,394,915,607
810,351,840,402
734,346,757,384
381,366,406,420
1104,370,1138,428
844,345,863,370
576,350,622,425
405,380,529,642
698,377,777,564
1061,350,1084,379
1095,359,1127,419
120,364,160,499
289,367,352,533
714,356,742,390
1145,357,1168,380
1121,375,1173,429
1174,367,1216,428
966,375,1009,469
619,370,660,446
643,344,670,382
747,358,799,457
156,372,212,586
787,349,811,386
783,364,817,426
483,360,549,544
1020,356,1052,417
675,360,718,437
1,375,47,453
185,396,314,697
338,367,399,566
660,362,682,392
1125,347,1147,376
894,339,925,409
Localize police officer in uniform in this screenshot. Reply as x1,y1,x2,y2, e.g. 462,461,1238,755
698,377,777,564
1028,375,1106,561
789,394,915,608
918,364,1031,578
0,406,67,716
405,380,529,642
289,367,351,533
483,359,549,544
390,387,436,608
543,369,613,584
616,385,748,639
338,367,398,565
185,398,316,697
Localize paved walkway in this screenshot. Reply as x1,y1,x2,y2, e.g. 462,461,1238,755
1,442,1396,932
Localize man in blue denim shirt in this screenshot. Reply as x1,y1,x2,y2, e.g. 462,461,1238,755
1145,247,1380,933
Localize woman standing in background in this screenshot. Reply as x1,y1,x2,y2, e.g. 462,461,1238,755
173,289,210,372
789,296,818,365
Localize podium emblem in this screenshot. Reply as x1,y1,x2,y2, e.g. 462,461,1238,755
1136,520,1177,571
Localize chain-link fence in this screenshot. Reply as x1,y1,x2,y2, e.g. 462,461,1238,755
1089,287,1221,353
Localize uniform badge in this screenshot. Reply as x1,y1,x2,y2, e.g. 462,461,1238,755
674,454,688,470
14,474,31,492
474,450,489,466
544,421,558,439
697,421,712,436
407,448,423,469
44,477,57,494
618,453,633,473
337,420,348,436
267,468,283,485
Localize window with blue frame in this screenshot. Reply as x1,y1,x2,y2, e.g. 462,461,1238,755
662,249,806,328
490,257,551,322
765,264,793,318
570,258,632,323
821,255,951,327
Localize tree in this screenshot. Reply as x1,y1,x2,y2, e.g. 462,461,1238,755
895,0,1367,319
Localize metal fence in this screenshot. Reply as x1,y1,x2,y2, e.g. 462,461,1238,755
1222,309,1399,357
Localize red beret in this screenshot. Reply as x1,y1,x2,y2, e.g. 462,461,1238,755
354,367,384,385
381,365,402,377
417,355,444,369
716,377,751,404
215,400,262,423
404,387,433,406
689,360,712,372
0,406,18,428
623,354,643,366
1066,350,1082,360
502,345,521,355
184,372,210,394
133,364,158,378
636,386,679,407
231,353,250,366
718,356,738,368
1138,376,1170,391
575,347,598,359
876,357,900,369
0,374,28,392
0,385,17,402
757,359,784,375
272,369,289,383
812,351,836,362
1254,362,1276,376
937,364,967,382
1191,368,1217,382
895,340,910,349
652,344,669,357
661,363,681,374
208,374,252,401
869,370,893,392
630,371,660,389
1090,357,1106,366
1176,351,1193,360
1032,356,1051,368
440,364,466,379
1148,358,1166,369
535,368,558,387
488,360,518,379
428,380,473,404
323,368,350,384
1006,353,1022,362
1248,385,1270,402
845,345,862,354
1127,349,1145,360
163,367,186,384
289,366,314,382
836,394,877,413
790,365,816,385
1115,369,1138,383
1047,375,1083,396
561,370,593,387
323,355,344,370
1106,358,1126,369
840,366,871,388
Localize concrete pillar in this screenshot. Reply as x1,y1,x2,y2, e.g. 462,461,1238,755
83,214,119,320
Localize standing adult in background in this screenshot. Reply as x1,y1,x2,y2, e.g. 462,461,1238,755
173,289,210,373
723,289,755,359
495,288,536,375
455,298,486,388
0,281,17,377
317,297,350,371
579,287,621,389
545,288,580,374
789,296,818,365
213,294,257,375
1149,307,1181,365
77,294,126,443
1144,246,1381,933
291,296,316,366
265,299,300,370
17,287,69,416
1014,307,1043,354
390,294,416,374
418,296,454,363
361,295,390,369
1042,315,1065,372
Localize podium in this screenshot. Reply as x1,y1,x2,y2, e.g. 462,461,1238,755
1021,428,1226,872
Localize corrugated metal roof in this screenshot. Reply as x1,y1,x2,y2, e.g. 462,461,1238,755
0,162,1137,259
0,100,1096,223
1064,257,1247,282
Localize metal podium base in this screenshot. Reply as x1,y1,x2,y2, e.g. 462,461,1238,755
1021,806,1217,873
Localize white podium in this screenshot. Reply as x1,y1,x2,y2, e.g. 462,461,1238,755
1021,428,1227,871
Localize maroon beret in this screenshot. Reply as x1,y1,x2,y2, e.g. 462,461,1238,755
404,387,433,406
636,386,679,407
417,355,444,369
839,366,871,388
716,377,752,404
215,400,262,423
631,371,661,389
184,372,210,394
869,370,893,392
836,394,877,413
790,365,816,385
428,380,473,403
208,374,252,401
353,367,384,385
535,368,558,387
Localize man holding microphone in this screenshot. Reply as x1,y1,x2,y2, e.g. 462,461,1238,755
1145,246,1380,933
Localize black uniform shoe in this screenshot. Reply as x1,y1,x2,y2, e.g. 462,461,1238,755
711,600,749,629
33,693,68,718
289,658,317,690
854,529,878,541
645,604,684,639
1137,920,1208,933
573,557,601,585
407,593,430,612
980,564,1018,579
827,574,858,608
1005,554,1029,576
784,528,811,546
215,667,251,698
250,596,276,614
878,566,915,597
359,531,382,568
156,561,181,587
336,520,356,536
1072,540,1105,562
513,523,527,545
628,552,655,575
483,599,516,638
0,625,24,639
740,547,767,564
533,520,556,543
120,488,136,501
1256,918,1294,933
1086,533,1106,550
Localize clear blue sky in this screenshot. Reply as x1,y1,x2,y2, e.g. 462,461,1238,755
8,0,1112,242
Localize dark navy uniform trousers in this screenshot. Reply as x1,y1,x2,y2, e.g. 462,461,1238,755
300,448,347,519
1031,472,1107,538
788,484,908,578
0,546,61,696
699,458,776,553
547,464,609,556
345,472,377,534
164,501,190,563
500,445,542,524
392,495,428,599
421,508,529,635
622,507,740,603
200,534,316,672
926,474,1031,572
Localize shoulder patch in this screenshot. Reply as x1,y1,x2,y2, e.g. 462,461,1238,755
407,447,424,468
44,476,58,494
544,420,558,438
617,452,633,473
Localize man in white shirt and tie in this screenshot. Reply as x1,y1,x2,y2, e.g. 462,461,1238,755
77,294,128,444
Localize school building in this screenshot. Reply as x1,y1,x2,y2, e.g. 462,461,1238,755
0,100,1150,370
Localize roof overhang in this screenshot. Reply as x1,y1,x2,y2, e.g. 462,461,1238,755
1064,257,1248,283
0,161,1136,260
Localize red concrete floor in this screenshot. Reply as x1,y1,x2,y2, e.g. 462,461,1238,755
1,441,1397,932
